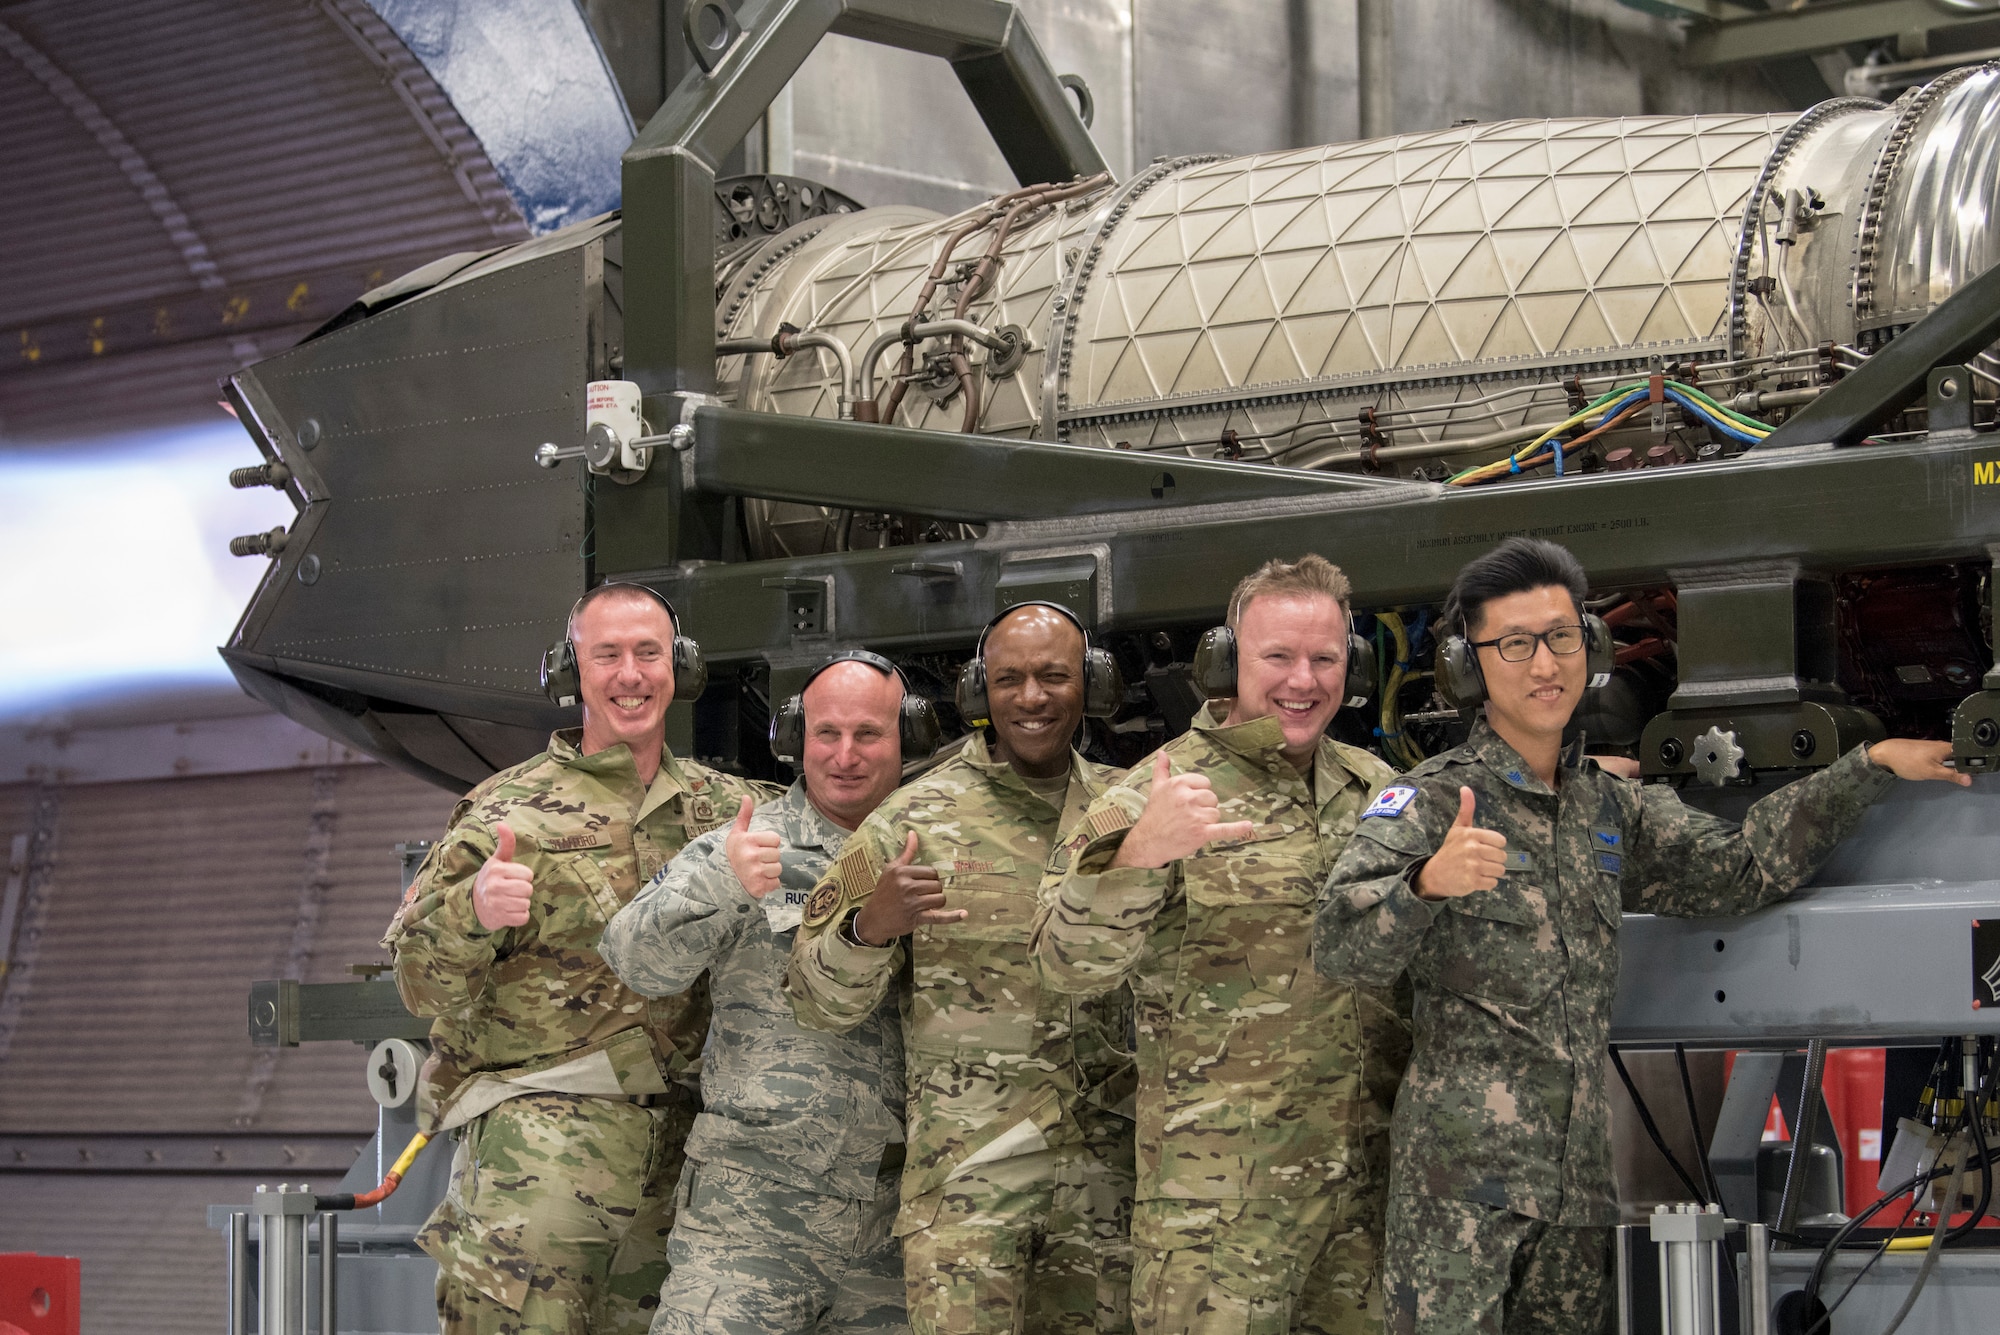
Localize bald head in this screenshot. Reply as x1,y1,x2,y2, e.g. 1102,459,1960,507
982,605,1087,780
800,660,906,830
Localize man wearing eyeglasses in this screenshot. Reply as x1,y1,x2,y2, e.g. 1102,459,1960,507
1314,537,1968,1335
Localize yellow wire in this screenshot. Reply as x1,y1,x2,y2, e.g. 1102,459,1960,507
1377,614,1423,769
388,1132,430,1178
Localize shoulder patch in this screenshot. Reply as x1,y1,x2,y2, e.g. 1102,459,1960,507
1084,805,1135,842
1361,785,1418,820
800,879,845,929
838,839,884,896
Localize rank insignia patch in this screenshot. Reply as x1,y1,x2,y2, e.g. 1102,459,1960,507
1362,786,1417,819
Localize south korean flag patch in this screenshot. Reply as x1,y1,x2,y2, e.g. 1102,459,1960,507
1362,785,1418,820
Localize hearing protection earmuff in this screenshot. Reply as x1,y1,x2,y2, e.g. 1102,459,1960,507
1190,622,1377,708
768,650,944,765
540,582,708,707
1435,611,1614,709
954,601,1125,726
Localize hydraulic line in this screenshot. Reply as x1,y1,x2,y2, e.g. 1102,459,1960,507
1799,1038,1996,1335
1609,1047,1709,1204
314,1132,431,1211
873,174,1109,428
1871,1132,1968,1335
1375,612,1425,770
1675,1043,1725,1208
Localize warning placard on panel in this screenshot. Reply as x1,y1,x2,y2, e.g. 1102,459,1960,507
1976,919,2000,1009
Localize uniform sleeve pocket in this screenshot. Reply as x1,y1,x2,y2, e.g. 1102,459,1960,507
1351,812,1431,858
1591,877,1623,932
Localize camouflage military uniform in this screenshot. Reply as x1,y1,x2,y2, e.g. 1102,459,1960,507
385,729,774,1335
784,735,1136,1335
1034,708,1409,1335
1314,718,1898,1334
598,781,909,1335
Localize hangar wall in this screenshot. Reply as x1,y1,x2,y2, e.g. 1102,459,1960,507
0,764,455,1333
763,0,1800,217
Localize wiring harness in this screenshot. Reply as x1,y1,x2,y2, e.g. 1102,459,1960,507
1448,377,1774,487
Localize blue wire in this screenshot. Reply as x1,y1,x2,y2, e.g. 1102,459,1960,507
1409,608,1433,654
1664,388,1765,443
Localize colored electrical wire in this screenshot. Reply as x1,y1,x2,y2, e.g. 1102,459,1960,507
1447,377,1781,487
1375,611,1427,770
316,1132,431,1211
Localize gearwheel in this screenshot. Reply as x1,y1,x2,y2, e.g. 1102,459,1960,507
1689,725,1746,786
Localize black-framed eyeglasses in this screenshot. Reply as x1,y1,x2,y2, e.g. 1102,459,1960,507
1470,624,1587,663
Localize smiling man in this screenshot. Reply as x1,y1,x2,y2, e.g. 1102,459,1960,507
599,654,917,1335
785,604,1137,1335
1315,537,1968,1335
1033,555,1410,1335
385,583,776,1335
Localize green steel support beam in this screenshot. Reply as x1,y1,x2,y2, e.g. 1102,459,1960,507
687,406,1408,520
1684,0,1999,66
1614,0,1752,21
631,426,2000,661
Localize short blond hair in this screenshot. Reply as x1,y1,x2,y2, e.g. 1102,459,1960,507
1225,554,1352,630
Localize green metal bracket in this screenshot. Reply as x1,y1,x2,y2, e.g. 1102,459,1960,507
247,979,428,1046
686,405,1409,520
1679,0,2000,67
621,0,1106,403
621,0,1108,564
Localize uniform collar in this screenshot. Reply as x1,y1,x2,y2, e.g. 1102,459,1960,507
960,731,1101,811
546,727,693,822
1466,716,1585,797
782,779,852,853
1190,703,1358,797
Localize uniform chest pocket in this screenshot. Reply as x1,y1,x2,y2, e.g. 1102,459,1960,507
1180,836,1321,1002
925,861,1035,944
1182,827,1319,908
533,851,624,950
1434,882,1559,1008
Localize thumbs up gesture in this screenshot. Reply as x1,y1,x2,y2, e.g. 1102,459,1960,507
850,831,966,947
1111,752,1259,870
473,823,535,930
1414,787,1509,901
725,797,784,900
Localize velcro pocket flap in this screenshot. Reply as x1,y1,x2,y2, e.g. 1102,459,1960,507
1445,884,1540,928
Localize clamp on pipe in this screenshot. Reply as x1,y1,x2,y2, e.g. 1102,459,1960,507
857,320,1025,409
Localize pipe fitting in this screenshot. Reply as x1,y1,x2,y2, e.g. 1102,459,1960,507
229,461,292,490
229,527,289,558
